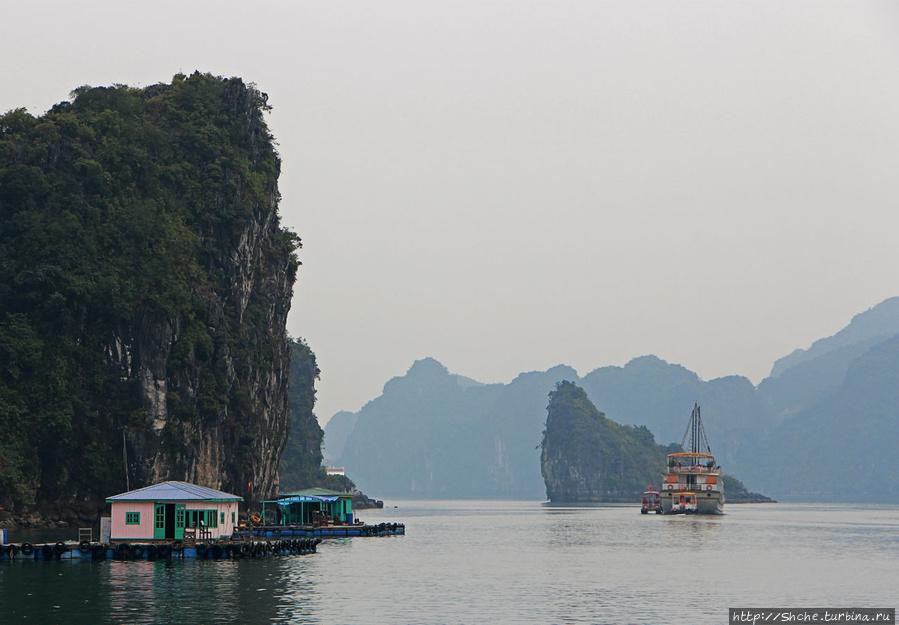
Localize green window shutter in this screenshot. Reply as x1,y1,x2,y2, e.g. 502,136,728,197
126,511,140,525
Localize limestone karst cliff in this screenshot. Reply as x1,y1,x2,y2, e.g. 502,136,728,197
0,73,299,524
540,381,675,502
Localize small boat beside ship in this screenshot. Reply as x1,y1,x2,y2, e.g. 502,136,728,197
640,486,661,514
658,403,725,515
666,491,698,515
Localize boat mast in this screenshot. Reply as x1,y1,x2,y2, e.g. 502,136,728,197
680,402,712,456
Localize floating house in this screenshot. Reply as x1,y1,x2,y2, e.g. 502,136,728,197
106,481,242,541
0,482,402,563
261,488,356,526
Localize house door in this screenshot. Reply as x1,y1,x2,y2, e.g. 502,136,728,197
154,504,166,540
174,504,185,540
154,503,186,540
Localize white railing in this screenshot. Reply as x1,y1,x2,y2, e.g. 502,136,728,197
661,484,721,493
667,465,720,474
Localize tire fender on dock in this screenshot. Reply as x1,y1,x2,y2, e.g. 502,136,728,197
115,543,130,559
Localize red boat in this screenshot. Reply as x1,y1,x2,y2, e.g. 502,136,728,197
641,485,661,514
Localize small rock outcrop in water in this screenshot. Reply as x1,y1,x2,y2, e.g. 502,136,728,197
352,492,385,510
540,381,677,502
0,73,300,524
723,475,776,503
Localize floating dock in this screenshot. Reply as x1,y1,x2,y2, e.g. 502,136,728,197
249,522,405,539
0,522,404,562
0,537,321,561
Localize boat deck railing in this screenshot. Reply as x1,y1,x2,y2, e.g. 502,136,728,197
666,465,720,474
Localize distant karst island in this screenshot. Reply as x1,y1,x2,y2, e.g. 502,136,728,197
539,380,772,504
326,297,899,504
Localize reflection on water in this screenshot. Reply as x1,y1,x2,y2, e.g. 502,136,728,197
0,556,300,624
2,502,898,624
104,560,249,623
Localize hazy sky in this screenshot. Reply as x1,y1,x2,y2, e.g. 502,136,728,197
3,1,899,424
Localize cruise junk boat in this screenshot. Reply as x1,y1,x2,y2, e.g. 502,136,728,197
660,403,724,515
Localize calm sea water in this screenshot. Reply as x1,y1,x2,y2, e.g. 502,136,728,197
1,500,897,624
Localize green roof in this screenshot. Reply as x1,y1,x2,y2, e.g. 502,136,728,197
278,487,352,499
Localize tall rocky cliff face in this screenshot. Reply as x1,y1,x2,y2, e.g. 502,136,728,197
0,73,299,523
278,338,326,492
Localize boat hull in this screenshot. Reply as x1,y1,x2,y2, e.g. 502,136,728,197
696,494,725,515
660,491,724,515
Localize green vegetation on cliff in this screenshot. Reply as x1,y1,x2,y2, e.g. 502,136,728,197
540,381,677,502
0,73,301,519
278,338,323,490
276,337,361,495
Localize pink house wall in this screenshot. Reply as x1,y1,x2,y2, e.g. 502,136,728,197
110,501,156,540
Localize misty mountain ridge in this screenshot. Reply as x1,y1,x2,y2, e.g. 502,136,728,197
769,297,899,377
759,297,899,422
743,335,899,501
325,297,899,502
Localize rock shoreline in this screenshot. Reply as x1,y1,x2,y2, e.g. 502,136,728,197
726,493,777,504
352,493,384,510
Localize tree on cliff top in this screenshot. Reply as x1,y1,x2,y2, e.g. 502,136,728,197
0,73,301,518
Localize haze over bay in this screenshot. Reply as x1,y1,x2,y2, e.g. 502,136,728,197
3,1,899,423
